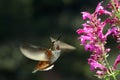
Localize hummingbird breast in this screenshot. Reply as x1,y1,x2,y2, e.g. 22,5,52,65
50,50,61,63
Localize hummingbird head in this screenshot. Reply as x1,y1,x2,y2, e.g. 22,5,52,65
50,36,61,51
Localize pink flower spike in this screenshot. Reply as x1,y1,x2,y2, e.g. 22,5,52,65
113,54,120,69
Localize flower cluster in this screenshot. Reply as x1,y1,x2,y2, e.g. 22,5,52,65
77,0,120,79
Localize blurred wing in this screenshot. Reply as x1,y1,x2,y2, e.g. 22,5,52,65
20,44,49,61
50,37,76,51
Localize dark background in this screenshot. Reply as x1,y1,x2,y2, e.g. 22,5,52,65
0,0,118,80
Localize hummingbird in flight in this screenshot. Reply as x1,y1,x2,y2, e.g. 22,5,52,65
20,37,76,73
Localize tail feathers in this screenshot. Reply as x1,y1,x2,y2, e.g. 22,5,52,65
42,65,54,71
32,65,54,73
32,69,39,73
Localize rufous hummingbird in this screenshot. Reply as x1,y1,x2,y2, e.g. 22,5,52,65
20,37,76,73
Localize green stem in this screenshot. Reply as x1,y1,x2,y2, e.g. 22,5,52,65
104,55,112,73
104,55,117,80
105,78,110,80
112,74,117,80
111,0,118,13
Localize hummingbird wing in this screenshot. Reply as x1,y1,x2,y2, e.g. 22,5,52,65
20,44,49,61
50,37,76,51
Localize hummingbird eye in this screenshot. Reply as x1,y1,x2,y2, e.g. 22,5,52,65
51,41,55,45
50,40,60,50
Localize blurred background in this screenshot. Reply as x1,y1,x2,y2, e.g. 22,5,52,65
0,0,118,80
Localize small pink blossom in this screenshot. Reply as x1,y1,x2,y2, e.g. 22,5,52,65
85,44,94,52
88,59,107,71
113,0,120,9
113,54,120,69
96,70,106,78
76,29,84,34
111,27,120,42
81,12,91,20
95,2,112,16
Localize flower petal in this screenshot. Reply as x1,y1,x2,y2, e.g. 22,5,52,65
81,12,91,20
76,29,84,34
88,59,106,71
113,54,120,69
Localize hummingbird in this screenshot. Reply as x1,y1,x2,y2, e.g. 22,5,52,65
20,37,76,73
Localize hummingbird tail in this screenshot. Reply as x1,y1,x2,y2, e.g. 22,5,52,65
32,69,39,73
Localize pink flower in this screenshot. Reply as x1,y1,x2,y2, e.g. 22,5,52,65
85,44,94,52
76,29,84,34
77,2,111,53
88,59,107,71
79,35,92,45
95,2,112,16
113,54,120,69
81,12,91,20
111,27,120,42
113,0,120,9
96,70,106,78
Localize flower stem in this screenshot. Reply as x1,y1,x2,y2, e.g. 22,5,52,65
104,55,117,80
105,78,110,80
105,55,112,73
112,74,117,80
111,0,118,12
